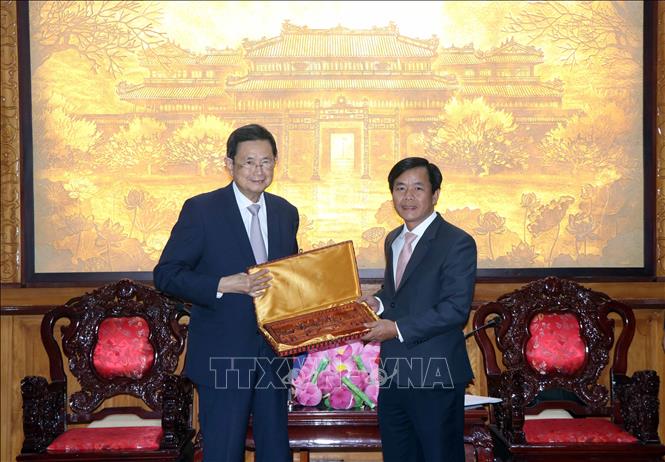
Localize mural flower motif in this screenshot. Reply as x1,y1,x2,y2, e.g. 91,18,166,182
95,219,125,248
527,196,575,266
63,178,98,221
43,181,76,216
580,184,597,201
94,219,126,270
566,212,597,257
527,196,575,237
507,241,539,266
362,227,386,247
125,189,146,238
135,196,175,245
475,211,506,260
125,189,146,209
521,192,539,209
63,178,98,201
520,192,540,243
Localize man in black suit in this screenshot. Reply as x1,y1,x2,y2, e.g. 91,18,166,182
154,124,298,462
362,157,477,462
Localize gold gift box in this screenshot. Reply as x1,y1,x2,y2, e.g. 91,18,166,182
250,241,378,357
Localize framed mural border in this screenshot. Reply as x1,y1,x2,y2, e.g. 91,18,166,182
16,1,658,286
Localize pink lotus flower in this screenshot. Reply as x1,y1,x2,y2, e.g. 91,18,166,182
365,384,379,404
295,381,322,407
332,340,364,359
332,344,353,361
348,370,370,390
368,365,380,385
293,363,315,388
329,386,354,409
359,342,380,369
290,340,381,410
302,351,327,370
331,356,355,376
317,370,342,394
362,341,380,356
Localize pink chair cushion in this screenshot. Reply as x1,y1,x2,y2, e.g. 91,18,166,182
524,418,638,443
525,312,586,375
47,426,163,452
93,316,155,379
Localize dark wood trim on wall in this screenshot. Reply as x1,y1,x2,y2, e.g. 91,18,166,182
3,299,662,317
1,306,56,316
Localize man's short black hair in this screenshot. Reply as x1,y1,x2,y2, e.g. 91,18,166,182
226,124,277,159
388,157,442,192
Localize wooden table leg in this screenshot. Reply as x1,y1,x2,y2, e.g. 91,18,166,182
295,449,310,462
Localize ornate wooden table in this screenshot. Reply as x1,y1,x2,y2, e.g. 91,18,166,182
246,407,493,462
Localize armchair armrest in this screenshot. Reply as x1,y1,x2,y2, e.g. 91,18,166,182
614,369,660,443
20,376,66,454
494,369,528,444
160,374,195,450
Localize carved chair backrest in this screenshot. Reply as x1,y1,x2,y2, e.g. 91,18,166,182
41,279,189,424
473,277,635,416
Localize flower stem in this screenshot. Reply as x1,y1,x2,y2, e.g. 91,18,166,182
311,358,330,384
341,376,375,409
353,355,367,372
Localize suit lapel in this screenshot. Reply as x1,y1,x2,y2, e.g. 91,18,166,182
396,214,443,293
219,184,256,264
265,193,282,260
385,228,400,294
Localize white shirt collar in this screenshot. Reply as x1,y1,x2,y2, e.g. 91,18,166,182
232,181,266,209
398,211,438,240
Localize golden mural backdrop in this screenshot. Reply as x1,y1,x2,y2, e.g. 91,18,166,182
26,1,646,275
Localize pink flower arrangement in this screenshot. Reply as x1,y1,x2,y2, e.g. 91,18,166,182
292,340,380,410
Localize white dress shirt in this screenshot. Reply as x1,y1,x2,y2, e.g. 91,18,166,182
216,182,269,298
376,211,438,342
232,181,269,252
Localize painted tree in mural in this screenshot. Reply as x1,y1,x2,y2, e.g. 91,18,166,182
540,102,633,176
37,106,102,168
422,97,528,176
168,116,234,176
505,1,642,69
505,0,641,108
31,0,167,76
101,117,168,175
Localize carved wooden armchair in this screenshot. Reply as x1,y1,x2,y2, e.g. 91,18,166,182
18,279,195,462
473,277,664,462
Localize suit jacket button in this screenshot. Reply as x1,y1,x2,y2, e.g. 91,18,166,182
390,302,395,308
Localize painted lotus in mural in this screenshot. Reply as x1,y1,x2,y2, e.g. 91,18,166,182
28,1,645,274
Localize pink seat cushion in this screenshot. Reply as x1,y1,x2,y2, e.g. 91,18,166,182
47,426,163,452
93,316,155,379
524,418,638,443
525,312,586,375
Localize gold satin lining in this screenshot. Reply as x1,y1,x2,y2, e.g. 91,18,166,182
249,241,377,354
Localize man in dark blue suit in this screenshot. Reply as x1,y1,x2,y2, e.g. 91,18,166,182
154,124,298,462
362,157,477,462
